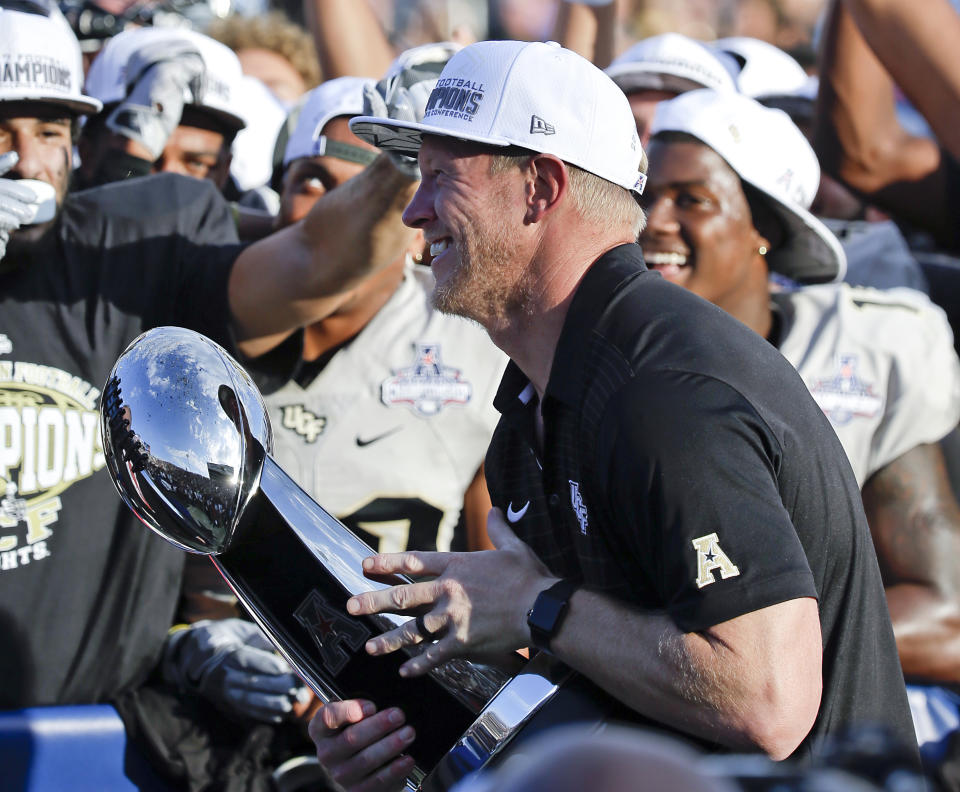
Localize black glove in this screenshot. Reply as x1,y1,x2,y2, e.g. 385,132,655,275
161,619,310,724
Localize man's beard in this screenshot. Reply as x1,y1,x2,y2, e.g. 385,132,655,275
432,219,535,328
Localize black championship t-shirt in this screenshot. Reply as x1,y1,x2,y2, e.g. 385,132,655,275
486,243,918,761
0,173,242,707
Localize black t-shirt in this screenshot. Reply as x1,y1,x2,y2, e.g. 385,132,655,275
486,243,918,761
0,173,242,707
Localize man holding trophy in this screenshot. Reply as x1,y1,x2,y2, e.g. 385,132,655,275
99,35,919,792
302,38,919,789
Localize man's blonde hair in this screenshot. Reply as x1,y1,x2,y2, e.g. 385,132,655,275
489,150,646,239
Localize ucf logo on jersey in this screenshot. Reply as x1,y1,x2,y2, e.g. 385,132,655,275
0,361,104,571
281,404,327,443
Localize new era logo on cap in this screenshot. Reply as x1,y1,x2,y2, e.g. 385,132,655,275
530,115,555,135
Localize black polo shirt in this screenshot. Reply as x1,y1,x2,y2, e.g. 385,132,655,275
485,243,918,761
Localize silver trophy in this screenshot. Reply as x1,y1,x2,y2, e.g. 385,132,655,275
100,326,622,791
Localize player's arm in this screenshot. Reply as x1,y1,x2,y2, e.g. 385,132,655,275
842,0,960,162
553,0,618,68
862,441,960,684
814,0,951,242
463,465,495,551
304,0,395,79
228,154,418,359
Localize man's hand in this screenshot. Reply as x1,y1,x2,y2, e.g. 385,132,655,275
0,152,41,261
345,508,556,677
308,699,416,792
161,618,310,723
106,39,206,161
362,41,461,178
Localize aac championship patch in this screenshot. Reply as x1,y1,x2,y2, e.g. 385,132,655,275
381,343,471,416
808,354,883,426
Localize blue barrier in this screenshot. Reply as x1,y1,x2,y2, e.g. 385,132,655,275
0,705,170,792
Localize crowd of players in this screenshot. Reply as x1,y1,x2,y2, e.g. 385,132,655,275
1,0,959,790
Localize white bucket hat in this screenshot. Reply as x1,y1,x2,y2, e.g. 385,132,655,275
604,33,737,96
351,40,646,195
84,26,246,132
0,6,101,115
283,76,376,167
649,89,845,284
709,37,809,100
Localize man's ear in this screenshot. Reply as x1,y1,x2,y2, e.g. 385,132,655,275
525,154,568,224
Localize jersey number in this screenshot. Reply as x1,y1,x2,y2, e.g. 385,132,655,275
340,497,445,555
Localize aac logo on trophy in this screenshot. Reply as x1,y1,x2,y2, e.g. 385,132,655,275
295,590,370,676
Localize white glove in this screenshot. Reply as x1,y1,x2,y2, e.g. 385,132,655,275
363,41,461,178
161,618,310,724
106,39,206,161
0,152,41,262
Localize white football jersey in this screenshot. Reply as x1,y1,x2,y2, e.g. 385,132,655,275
774,284,960,486
265,264,507,553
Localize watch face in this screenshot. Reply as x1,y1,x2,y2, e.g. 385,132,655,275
529,596,565,632
527,580,577,650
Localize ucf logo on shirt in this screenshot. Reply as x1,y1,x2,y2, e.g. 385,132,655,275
0,361,104,571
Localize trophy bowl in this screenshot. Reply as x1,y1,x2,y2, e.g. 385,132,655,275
101,326,272,555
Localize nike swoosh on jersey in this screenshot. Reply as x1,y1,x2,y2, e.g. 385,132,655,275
506,501,530,523
355,427,402,448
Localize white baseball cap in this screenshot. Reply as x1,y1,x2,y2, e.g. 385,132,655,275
650,89,845,284
604,33,737,96
709,37,809,100
84,26,246,132
283,76,375,167
351,40,646,195
0,6,101,115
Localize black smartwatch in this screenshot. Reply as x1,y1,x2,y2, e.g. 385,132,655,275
526,578,579,653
